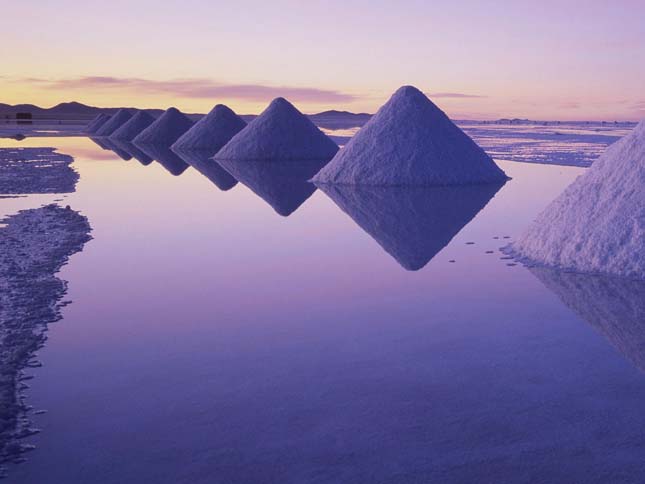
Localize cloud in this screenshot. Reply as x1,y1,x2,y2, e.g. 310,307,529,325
426,92,487,99
18,76,356,103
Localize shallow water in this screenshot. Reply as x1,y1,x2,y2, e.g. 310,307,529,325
2,137,645,483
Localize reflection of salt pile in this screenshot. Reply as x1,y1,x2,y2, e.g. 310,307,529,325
313,86,507,185
133,107,193,146
110,140,154,166
531,267,645,373
136,144,189,176
214,98,338,161
110,110,156,141
175,150,237,190
511,121,645,280
94,109,133,137
85,113,111,134
100,138,133,161
0,205,91,473
318,183,504,270
217,159,327,216
172,104,246,153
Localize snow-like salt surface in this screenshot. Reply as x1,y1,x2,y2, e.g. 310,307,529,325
133,107,193,146
85,114,111,134
172,104,246,153
312,86,508,186
511,120,645,280
109,111,155,141
214,98,338,161
94,109,133,137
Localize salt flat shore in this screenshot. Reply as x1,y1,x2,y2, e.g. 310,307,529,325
0,205,91,475
0,148,79,195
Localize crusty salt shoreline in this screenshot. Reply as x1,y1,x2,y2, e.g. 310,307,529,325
0,205,92,475
0,148,79,195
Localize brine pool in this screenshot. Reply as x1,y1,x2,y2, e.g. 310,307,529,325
2,136,645,483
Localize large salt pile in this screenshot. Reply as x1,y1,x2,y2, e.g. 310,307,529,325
511,120,645,280
318,183,504,270
214,98,338,161
133,107,193,146
312,86,507,185
110,110,156,141
216,159,327,216
94,109,133,137
172,104,246,153
85,113,111,134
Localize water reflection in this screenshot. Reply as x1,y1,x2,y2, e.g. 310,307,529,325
216,159,328,216
100,138,132,161
317,183,505,270
109,140,154,166
88,137,111,150
531,267,645,373
135,143,190,176
173,149,238,191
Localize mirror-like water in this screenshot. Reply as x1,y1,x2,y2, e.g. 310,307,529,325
1,136,644,483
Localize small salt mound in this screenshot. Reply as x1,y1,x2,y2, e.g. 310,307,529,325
85,113,110,134
216,159,327,216
110,111,156,141
511,120,645,280
133,107,193,146
175,149,238,191
172,104,247,153
312,86,507,186
318,183,504,270
214,98,338,161
94,109,134,137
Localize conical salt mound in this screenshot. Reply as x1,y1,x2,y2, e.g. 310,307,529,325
312,86,507,186
318,183,504,270
94,109,133,137
85,113,110,134
214,98,339,161
171,104,247,153
511,120,645,280
110,110,156,141
133,107,193,146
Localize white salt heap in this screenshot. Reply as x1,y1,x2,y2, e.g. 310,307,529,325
172,104,246,153
133,107,194,146
110,110,156,141
85,113,110,134
214,97,338,161
512,120,645,280
312,86,507,185
94,109,133,137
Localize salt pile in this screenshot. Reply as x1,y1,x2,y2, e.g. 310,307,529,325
511,120,645,280
133,107,193,146
318,183,504,270
312,86,507,185
172,104,246,153
85,113,111,134
530,267,645,373
214,98,338,161
110,110,156,141
94,109,133,137
216,159,327,216
176,150,238,191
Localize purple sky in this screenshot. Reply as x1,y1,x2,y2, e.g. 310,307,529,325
2,0,644,119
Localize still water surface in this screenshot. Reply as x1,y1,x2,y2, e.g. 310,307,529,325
2,137,645,483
